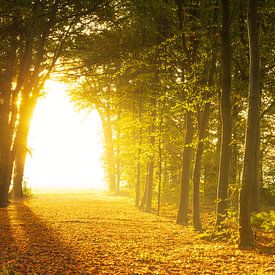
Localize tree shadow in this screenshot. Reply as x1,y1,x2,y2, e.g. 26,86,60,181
0,206,18,271
5,203,84,273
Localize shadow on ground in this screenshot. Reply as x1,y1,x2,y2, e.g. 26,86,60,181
0,203,82,273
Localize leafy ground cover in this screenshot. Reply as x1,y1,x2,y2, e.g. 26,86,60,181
0,192,274,274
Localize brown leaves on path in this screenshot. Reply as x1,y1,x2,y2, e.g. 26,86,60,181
0,192,274,274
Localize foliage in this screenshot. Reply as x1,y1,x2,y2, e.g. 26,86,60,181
22,180,33,198
251,211,275,232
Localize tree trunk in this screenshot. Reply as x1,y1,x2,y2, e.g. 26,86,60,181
157,101,165,215
140,163,149,210
135,100,142,207
0,38,17,207
11,92,38,200
116,109,121,194
215,0,232,229
239,0,260,249
193,44,217,231
177,111,194,225
135,154,141,207
145,161,154,213
145,120,155,213
230,106,240,210
193,104,211,231
250,122,260,213
99,107,116,193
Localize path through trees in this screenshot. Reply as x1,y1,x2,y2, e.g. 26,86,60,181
0,193,274,273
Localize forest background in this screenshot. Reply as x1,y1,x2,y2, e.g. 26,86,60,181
0,0,274,250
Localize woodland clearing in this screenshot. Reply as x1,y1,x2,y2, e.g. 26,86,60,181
0,192,274,274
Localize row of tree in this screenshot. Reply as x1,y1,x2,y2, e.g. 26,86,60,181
0,0,112,203
67,0,273,249
0,0,273,250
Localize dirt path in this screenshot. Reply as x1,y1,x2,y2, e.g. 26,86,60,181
0,192,274,274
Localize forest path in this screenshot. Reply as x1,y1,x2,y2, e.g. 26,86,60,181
0,192,274,274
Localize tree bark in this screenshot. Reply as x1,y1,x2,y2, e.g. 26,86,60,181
239,0,260,249
157,101,165,215
115,109,121,193
11,92,39,200
98,107,116,193
250,121,260,213
145,161,154,213
215,0,232,229
145,119,155,213
193,105,210,231
0,37,18,207
177,111,194,225
140,163,149,210
135,99,142,207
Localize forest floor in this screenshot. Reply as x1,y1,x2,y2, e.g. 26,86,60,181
0,192,274,274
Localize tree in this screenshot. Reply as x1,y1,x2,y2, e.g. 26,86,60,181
215,0,232,229
239,0,260,249
0,0,111,206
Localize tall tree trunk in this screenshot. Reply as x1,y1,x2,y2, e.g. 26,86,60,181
145,161,154,213
145,120,155,213
135,151,141,207
193,105,211,231
135,99,142,207
157,143,162,216
177,111,194,225
215,0,232,229
98,107,116,193
11,93,38,200
140,163,149,210
239,0,260,249
0,38,17,207
157,101,165,216
230,105,241,210
250,122,260,213
116,109,121,194
176,0,198,225
192,54,216,231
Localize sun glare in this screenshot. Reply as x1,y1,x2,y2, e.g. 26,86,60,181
24,80,107,193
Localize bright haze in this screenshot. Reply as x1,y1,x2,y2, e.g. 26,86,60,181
24,80,107,193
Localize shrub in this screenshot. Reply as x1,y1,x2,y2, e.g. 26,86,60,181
251,211,275,232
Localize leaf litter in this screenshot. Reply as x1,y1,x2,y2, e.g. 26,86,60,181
0,192,274,274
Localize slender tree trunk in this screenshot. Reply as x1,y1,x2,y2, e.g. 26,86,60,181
145,161,154,213
11,92,38,200
135,100,142,207
135,153,141,207
216,0,232,229
157,144,162,215
98,107,116,193
0,39,17,207
145,120,155,213
140,163,149,210
157,101,165,216
193,46,217,231
239,0,260,249
177,111,194,225
193,104,211,231
116,109,121,194
250,122,260,212
230,106,240,210
176,0,198,225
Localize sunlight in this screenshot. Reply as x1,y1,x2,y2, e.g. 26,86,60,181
24,80,107,193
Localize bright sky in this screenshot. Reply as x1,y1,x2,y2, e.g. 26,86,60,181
24,80,107,193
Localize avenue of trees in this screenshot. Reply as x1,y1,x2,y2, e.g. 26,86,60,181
0,0,274,249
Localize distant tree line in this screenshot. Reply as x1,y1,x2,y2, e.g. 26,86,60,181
0,0,274,249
